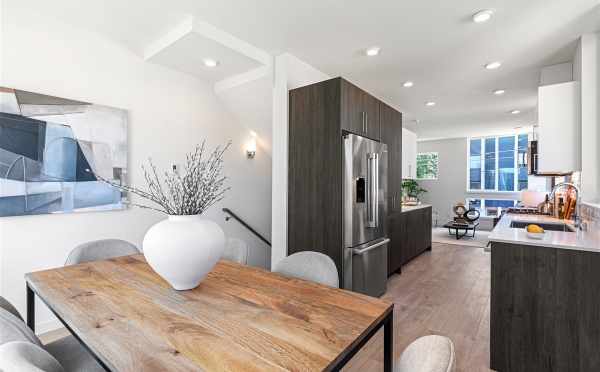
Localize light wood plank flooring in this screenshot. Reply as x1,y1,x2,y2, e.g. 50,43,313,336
41,242,492,371
343,242,493,372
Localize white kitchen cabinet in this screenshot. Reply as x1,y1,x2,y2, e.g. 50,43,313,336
537,81,581,174
402,128,417,179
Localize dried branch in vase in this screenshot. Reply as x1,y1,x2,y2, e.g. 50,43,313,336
88,141,231,215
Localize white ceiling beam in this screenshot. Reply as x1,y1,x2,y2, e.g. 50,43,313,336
214,65,272,94
192,20,272,67
143,16,193,61
143,16,272,68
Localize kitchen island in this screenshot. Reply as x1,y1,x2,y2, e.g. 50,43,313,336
489,213,600,372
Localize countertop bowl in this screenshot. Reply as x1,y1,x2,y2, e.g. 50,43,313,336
527,232,545,240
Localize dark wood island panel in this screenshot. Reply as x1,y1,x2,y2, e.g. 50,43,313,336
491,242,600,372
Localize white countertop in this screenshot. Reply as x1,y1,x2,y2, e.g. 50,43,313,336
488,213,600,252
401,204,431,213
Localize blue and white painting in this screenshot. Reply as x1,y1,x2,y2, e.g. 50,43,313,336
0,87,128,217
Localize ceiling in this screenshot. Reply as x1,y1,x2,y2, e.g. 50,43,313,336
10,0,600,139
147,30,263,83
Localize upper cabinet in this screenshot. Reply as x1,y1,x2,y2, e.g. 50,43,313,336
380,102,403,213
537,81,581,174
340,79,380,140
402,128,417,179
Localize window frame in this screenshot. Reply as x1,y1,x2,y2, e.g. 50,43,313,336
416,152,439,180
466,134,528,193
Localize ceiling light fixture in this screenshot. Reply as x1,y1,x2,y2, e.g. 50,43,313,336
510,110,521,115
493,89,506,95
425,101,436,107
485,61,502,70
472,9,494,23
366,47,380,57
403,81,414,88
203,58,219,68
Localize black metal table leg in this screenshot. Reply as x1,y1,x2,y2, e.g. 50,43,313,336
330,306,395,371
384,310,394,372
26,283,35,332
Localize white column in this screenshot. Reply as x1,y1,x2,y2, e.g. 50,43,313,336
270,55,289,269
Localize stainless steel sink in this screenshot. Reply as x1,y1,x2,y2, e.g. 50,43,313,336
510,221,576,232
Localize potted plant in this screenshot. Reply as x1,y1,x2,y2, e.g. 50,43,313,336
94,141,230,290
402,179,427,205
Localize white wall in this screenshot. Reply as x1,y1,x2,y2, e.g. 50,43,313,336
0,2,271,333
417,137,549,227
271,53,329,268
575,33,600,203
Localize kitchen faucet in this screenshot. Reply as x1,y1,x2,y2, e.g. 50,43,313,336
549,182,582,229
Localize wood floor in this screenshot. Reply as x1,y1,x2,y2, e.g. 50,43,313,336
343,242,493,372
40,242,492,371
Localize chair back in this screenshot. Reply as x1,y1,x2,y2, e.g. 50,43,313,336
65,239,139,266
0,305,42,347
396,335,456,372
0,341,65,372
0,296,23,321
274,251,339,288
222,238,249,265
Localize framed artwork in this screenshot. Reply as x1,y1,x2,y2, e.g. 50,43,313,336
0,87,128,217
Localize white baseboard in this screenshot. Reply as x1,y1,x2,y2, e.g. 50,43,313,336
35,319,64,336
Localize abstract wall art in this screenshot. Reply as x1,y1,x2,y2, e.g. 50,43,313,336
0,87,128,217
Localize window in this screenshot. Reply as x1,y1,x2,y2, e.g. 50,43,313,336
416,152,438,180
467,198,516,211
468,134,528,192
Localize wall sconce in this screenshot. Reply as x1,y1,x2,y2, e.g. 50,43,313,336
246,132,257,159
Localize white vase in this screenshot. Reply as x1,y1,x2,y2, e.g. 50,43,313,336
142,215,225,290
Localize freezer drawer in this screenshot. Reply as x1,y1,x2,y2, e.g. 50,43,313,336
351,238,389,297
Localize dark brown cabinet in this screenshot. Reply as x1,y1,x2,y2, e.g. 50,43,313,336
400,207,431,265
340,79,380,140
288,77,398,285
387,212,403,276
289,77,431,283
380,102,403,213
288,78,344,282
491,242,600,372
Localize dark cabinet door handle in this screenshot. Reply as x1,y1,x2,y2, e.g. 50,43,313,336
361,112,366,133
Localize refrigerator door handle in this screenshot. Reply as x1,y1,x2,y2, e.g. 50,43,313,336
366,153,378,228
352,238,390,255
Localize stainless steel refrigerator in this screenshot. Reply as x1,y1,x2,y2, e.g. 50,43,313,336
342,133,388,297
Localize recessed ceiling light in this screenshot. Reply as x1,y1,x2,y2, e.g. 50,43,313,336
203,58,219,68
473,9,494,23
403,81,414,88
366,47,380,56
493,89,506,95
485,61,502,70
425,101,436,107
510,110,521,115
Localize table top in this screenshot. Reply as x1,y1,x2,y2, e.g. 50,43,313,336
443,221,480,229
26,255,392,372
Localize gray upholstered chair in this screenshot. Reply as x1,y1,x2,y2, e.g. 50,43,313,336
1,295,23,320
222,238,249,265
65,239,139,266
274,251,339,287
396,335,456,372
0,297,103,372
0,341,65,372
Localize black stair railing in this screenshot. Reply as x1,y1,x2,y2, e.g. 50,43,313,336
222,208,271,246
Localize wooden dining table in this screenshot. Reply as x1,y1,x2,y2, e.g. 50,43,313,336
25,255,394,371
